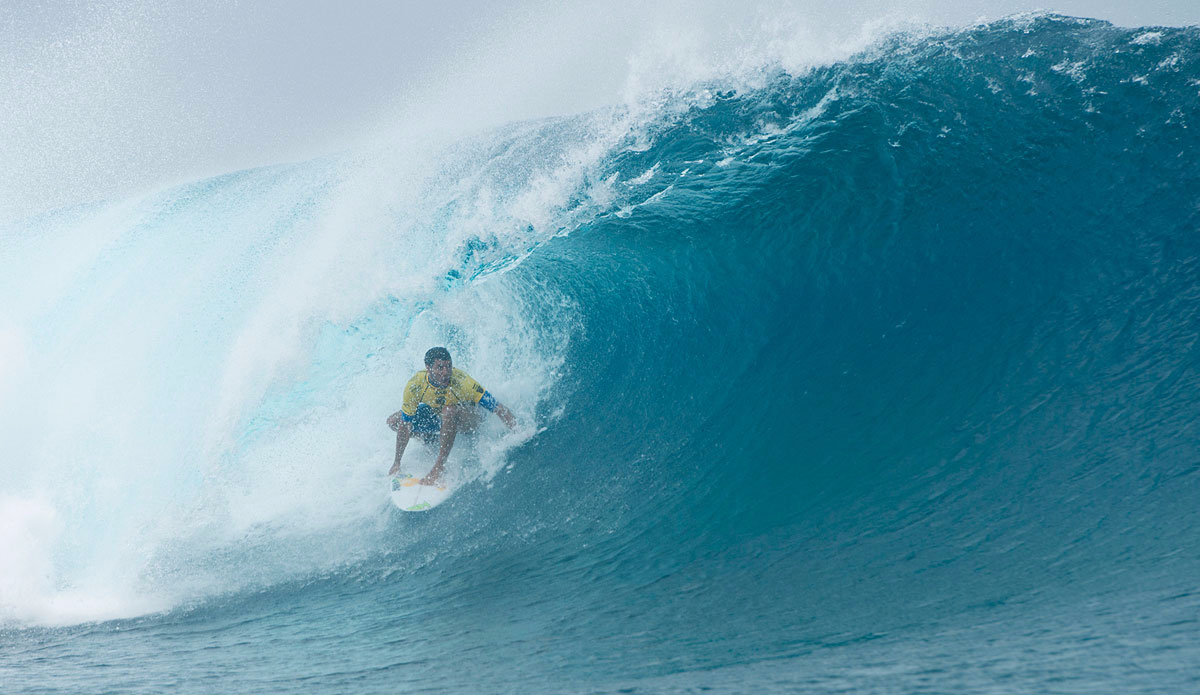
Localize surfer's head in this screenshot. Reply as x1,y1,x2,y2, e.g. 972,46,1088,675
425,346,452,387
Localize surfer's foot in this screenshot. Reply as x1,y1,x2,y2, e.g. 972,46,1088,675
419,475,443,487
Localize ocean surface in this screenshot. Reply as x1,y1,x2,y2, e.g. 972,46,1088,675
3,14,1200,694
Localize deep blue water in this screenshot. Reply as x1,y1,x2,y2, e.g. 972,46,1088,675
3,14,1200,694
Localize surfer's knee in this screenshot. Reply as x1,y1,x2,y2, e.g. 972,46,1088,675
441,404,466,428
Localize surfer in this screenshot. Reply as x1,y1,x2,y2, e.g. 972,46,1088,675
387,346,517,485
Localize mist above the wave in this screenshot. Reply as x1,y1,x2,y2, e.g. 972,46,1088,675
6,0,1196,220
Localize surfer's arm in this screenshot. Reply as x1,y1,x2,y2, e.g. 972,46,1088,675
493,402,517,429
478,390,517,429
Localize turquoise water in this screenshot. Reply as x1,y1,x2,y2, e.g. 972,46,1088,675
3,15,1200,693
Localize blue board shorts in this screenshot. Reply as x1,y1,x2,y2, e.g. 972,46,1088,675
410,403,442,436
406,402,485,439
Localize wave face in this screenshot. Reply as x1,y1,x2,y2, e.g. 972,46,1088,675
3,15,1200,694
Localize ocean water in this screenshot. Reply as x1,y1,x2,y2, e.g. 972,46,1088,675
3,13,1200,694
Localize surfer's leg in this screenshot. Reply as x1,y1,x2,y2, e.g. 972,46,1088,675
423,404,468,484
439,404,472,451
457,404,483,433
388,421,413,476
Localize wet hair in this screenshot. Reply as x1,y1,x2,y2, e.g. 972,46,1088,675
424,346,452,366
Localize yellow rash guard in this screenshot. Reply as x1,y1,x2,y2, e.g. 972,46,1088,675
399,368,497,434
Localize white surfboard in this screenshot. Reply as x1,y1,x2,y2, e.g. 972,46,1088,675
390,473,454,512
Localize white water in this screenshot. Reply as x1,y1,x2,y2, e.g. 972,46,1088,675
0,119,628,625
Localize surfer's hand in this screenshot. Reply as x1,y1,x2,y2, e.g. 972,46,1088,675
386,412,404,432
497,404,517,429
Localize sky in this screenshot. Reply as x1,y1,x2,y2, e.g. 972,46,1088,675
2,0,1198,220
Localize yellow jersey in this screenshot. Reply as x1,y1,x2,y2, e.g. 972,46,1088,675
399,368,493,423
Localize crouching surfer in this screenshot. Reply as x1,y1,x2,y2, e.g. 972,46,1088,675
387,346,517,485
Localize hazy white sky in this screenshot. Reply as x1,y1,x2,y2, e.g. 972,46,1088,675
2,0,1197,219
